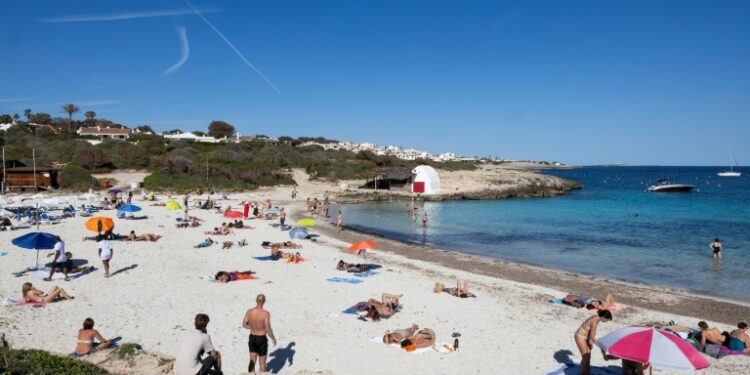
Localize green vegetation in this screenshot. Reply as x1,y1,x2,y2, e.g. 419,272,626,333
113,343,142,360
0,348,109,375
1,112,475,192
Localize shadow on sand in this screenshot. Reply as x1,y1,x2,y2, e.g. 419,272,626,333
548,350,621,375
110,264,138,277
265,342,296,374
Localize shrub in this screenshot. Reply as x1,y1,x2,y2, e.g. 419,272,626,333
59,164,100,191
0,348,109,375
114,343,142,360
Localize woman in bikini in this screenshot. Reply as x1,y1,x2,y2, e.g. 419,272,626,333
125,231,162,242
75,318,112,356
22,282,74,303
367,293,403,320
215,271,255,283
574,309,612,375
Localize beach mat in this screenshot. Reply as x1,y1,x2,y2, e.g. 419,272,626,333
353,271,380,278
253,256,277,261
2,298,45,308
34,269,89,280
326,277,363,285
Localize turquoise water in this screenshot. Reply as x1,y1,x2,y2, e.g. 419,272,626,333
337,167,750,302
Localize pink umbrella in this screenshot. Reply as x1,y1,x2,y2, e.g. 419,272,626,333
597,326,710,372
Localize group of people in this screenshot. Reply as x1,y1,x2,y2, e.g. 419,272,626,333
175,294,277,375
696,320,750,354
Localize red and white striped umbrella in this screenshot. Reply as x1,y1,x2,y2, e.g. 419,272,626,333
597,326,710,372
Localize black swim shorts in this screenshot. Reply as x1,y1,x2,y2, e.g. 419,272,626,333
248,334,268,356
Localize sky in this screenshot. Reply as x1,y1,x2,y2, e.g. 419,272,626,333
1,0,748,166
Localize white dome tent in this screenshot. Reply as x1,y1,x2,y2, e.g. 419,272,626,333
411,165,440,195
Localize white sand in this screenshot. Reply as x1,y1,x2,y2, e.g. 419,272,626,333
0,171,746,374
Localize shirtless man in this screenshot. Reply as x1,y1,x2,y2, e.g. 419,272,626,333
697,321,726,345
242,294,277,374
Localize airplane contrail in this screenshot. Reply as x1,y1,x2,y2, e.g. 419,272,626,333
184,0,281,94
163,27,190,75
40,7,219,23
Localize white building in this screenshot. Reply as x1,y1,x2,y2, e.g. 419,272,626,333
78,126,130,140
163,132,222,143
412,165,441,195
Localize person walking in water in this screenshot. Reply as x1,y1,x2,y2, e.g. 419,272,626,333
242,294,277,374
422,212,429,227
336,211,343,233
710,238,723,259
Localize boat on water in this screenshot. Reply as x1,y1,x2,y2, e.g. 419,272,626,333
717,149,741,177
647,179,695,193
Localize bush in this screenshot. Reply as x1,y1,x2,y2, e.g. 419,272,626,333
113,343,142,360
59,164,100,191
0,348,109,375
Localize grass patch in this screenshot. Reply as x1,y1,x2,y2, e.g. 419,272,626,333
113,343,142,360
0,348,109,375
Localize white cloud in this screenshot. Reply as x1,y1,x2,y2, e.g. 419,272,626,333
40,7,219,23
184,0,281,94
163,27,190,75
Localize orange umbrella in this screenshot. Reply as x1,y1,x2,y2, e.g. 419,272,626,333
85,216,115,233
224,211,244,219
347,240,379,253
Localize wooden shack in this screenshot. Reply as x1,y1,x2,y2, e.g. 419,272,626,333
4,167,58,191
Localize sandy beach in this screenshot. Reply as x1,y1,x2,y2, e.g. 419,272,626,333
0,170,747,374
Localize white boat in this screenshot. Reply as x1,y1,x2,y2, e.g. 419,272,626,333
717,149,741,177
647,179,694,193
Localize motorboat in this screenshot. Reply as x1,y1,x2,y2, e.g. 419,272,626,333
717,148,741,177
647,179,694,193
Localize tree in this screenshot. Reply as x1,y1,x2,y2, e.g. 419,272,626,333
13,113,19,120
207,120,235,139
30,112,51,124
23,109,32,121
84,111,96,126
61,103,79,133
278,136,294,144
0,114,12,124
73,147,106,170
135,125,154,134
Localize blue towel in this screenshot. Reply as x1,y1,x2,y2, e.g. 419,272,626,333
326,277,363,284
343,306,359,314
253,256,277,261
353,271,379,278
551,298,567,306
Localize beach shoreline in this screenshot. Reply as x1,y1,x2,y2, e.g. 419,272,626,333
295,204,750,325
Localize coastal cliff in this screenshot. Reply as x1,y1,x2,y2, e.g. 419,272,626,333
335,163,582,203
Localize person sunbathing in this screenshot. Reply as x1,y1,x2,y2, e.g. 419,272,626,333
22,282,73,303
383,324,420,345
366,293,402,320
194,238,215,248
215,271,255,283
697,321,727,345
63,252,95,274
445,280,475,298
337,260,368,273
563,292,615,311
728,322,749,354
400,328,436,351
219,223,234,235
75,318,112,356
288,252,304,263
125,230,162,242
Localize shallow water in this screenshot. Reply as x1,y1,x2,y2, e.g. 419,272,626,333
337,166,750,302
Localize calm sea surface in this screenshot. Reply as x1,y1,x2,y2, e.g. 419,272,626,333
336,167,750,302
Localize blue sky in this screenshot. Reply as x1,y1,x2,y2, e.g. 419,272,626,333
1,0,748,165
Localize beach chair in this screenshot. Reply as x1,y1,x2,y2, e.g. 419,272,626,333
39,213,59,225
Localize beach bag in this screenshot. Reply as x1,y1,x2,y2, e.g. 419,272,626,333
434,282,444,293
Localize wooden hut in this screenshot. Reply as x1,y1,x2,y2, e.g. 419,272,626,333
4,167,58,191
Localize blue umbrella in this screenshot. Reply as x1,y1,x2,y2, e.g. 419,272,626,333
12,232,58,269
288,227,309,240
107,188,123,195
117,204,142,213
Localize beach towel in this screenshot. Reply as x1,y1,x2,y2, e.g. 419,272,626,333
352,271,380,278
551,298,567,306
2,297,45,308
369,336,453,354
34,270,88,281
326,277,363,285
253,256,277,261
0,249,8,256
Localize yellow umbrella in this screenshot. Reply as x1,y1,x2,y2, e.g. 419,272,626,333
166,200,182,211
297,218,317,227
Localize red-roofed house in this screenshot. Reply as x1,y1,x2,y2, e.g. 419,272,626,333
77,126,131,140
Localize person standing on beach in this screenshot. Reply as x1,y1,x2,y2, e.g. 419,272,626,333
45,236,68,281
127,191,132,205
574,310,612,375
98,234,113,278
336,210,343,233
710,238,722,258
175,313,223,375
242,294,277,374
183,194,189,209
279,208,286,230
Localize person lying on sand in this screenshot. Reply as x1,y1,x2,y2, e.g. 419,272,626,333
366,293,403,321
728,322,750,354
62,252,95,274
22,282,74,303
219,223,234,235
194,238,215,248
383,325,435,351
75,318,113,356
222,241,233,249
562,292,615,311
215,271,255,283
263,241,301,249
383,324,419,345
337,260,369,273
697,321,727,345
444,280,475,298
149,202,167,207
125,230,162,242
287,252,304,263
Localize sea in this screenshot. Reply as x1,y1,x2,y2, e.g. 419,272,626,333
335,167,750,302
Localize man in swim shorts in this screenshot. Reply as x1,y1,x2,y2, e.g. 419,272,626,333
242,294,277,373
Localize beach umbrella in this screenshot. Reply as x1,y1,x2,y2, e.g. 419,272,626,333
597,326,710,372
347,240,379,253
166,200,182,211
289,227,309,240
224,211,244,219
107,188,123,195
85,216,115,233
12,231,58,269
297,218,317,227
118,204,142,213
